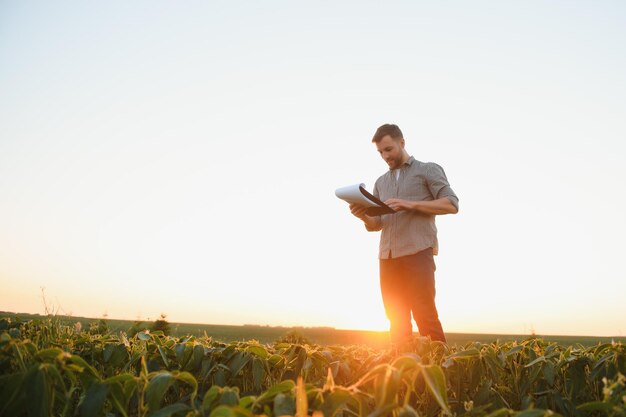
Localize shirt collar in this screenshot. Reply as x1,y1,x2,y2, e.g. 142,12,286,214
389,155,415,173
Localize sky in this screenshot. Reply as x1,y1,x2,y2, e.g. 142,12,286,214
1,1,625,337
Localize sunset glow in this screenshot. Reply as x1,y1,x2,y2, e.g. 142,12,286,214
1,1,625,337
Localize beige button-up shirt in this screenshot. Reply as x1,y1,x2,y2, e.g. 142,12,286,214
369,156,458,259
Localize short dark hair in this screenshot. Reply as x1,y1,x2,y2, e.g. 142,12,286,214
372,124,403,143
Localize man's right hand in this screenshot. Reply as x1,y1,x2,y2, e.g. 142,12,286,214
349,203,383,231
349,203,369,220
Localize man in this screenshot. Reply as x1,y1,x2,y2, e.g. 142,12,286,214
349,124,458,345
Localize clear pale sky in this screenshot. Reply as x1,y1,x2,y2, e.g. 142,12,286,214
1,1,625,337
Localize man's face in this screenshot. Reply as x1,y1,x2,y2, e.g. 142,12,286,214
375,135,405,170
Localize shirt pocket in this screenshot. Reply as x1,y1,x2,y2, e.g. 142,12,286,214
401,175,430,199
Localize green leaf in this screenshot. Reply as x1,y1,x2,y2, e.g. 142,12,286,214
273,392,296,416
252,357,265,391
291,347,308,377
513,410,548,417
229,352,251,377
233,406,255,417
239,395,256,409
68,354,101,380
210,405,253,417
0,373,25,416
188,344,205,371
24,365,49,417
352,363,389,388
104,344,129,368
103,344,115,363
577,401,613,411
542,362,555,386
321,388,354,417
525,356,546,368
157,345,170,368
79,382,110,417
35,348,63,362
484,408,512,417
174,343,188,363
138,331,152,341
214,367,227,387
421,365,451,415
210,405,234,417
506,345,524,356
43,364,67,402
146,372,174,412
268,354,285,366
203,386,221,411
390,353,421,372
447,348,481,360
148,402,191,417
108,381,131,417
210,405,255,417
104,373,135,385
220,387,240,406
256,380,295,404
376,367,401,407
173,371,198,401
246,344,268,359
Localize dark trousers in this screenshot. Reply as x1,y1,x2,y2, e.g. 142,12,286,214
379,247,446,344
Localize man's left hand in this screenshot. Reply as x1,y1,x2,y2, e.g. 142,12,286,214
384,198,415,212
385,197,459,215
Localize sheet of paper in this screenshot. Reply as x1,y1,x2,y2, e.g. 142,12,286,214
334,183,380,208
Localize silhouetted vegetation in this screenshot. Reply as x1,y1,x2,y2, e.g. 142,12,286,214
151,312,171,335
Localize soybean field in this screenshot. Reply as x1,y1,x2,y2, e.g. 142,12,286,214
1,316,625,417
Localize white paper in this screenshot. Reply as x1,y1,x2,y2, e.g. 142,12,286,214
334,183,380,208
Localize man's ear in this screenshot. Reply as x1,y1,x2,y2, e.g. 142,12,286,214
400,138,405,148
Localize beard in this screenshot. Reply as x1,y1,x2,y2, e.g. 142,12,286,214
386,157,402,170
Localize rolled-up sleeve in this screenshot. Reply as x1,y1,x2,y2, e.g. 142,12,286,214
426,163,459,210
